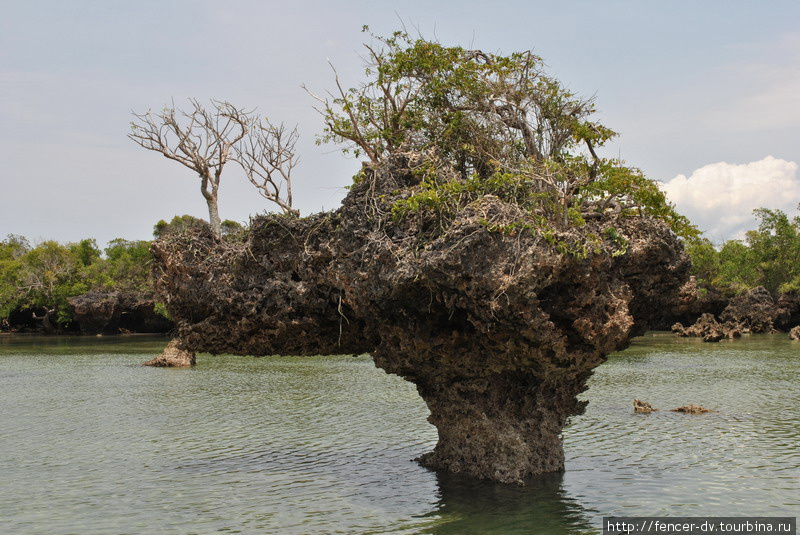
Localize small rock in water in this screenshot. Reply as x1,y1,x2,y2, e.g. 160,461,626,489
633,399,658,413
143,339,195,367
789,325,800,341
672,313,746,342
670,404,715,414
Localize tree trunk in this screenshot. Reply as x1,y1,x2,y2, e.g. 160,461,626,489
206,196,222,238
32,307,57,334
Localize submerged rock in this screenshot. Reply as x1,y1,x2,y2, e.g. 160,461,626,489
634,399,658,413
144,339,195,367
790,326,800,341
152,153,689,484
670,404,715,414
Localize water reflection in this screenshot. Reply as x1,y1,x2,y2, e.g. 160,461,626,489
0,333,169,354
426,471,597,535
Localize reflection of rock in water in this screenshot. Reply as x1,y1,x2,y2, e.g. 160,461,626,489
423,471,595,535
153,153,689,484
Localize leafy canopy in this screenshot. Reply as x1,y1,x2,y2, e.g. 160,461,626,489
686,206,800,295
0,235,155,327
312,28,696,239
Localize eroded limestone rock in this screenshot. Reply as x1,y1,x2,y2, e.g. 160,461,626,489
790,326,800,341
671,313,740,342
777,292,800,331
144,339,195,367
634,399,658,413
68,291,173,334
719,287,784,334
670,405,715,414
151,153,689,483
652,276,728,331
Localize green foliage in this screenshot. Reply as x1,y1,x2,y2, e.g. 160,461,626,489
746,208,800,294
318,29,696,244
392,170,568,224
83,239,153,294
684,238,719,287
153,301,171,321
0,235,30,261
0,233,159,329
686,206,800,295
582,161,699,240
715,240,759,294
3,240,87,325
0,235,29,318
318,28,612,171
70,239,101,267
153,214,207,239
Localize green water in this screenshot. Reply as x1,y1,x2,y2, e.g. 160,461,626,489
0,334,797,534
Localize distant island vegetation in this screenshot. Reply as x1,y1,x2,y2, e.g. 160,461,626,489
0,215,243,333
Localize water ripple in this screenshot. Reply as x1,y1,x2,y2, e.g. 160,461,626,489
0,334,797,534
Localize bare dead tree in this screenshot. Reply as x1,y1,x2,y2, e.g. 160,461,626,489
234,118,299,216
129,99,249,237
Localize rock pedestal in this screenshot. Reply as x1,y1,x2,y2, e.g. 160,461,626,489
413,374,578,482
151,154,689,483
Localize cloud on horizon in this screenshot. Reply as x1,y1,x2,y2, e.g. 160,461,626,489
661,156,800,242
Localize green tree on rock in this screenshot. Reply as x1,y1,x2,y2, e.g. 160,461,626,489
308,28,696,240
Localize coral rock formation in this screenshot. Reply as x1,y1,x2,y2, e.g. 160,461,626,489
152,155,689,484
670,405,715,414
719,287,783,334
634,399,658,413
790,326,800,341
776,291,800,331
68,291,173,334
672,313,741,342
652,276,728,330
671,286,800,339
144,339,195,367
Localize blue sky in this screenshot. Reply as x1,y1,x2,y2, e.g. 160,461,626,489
2,0,799,245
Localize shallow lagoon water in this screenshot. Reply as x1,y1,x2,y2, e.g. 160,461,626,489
0,334,797,534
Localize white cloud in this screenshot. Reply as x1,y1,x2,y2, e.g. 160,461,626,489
661,156,800,241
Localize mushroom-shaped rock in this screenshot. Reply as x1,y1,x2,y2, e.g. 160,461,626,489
151,154,689,483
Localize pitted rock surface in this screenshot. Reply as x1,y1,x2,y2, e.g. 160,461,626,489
152,155,690,483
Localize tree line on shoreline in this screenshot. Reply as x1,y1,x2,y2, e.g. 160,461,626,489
687,206,800,298
0,215,242,333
